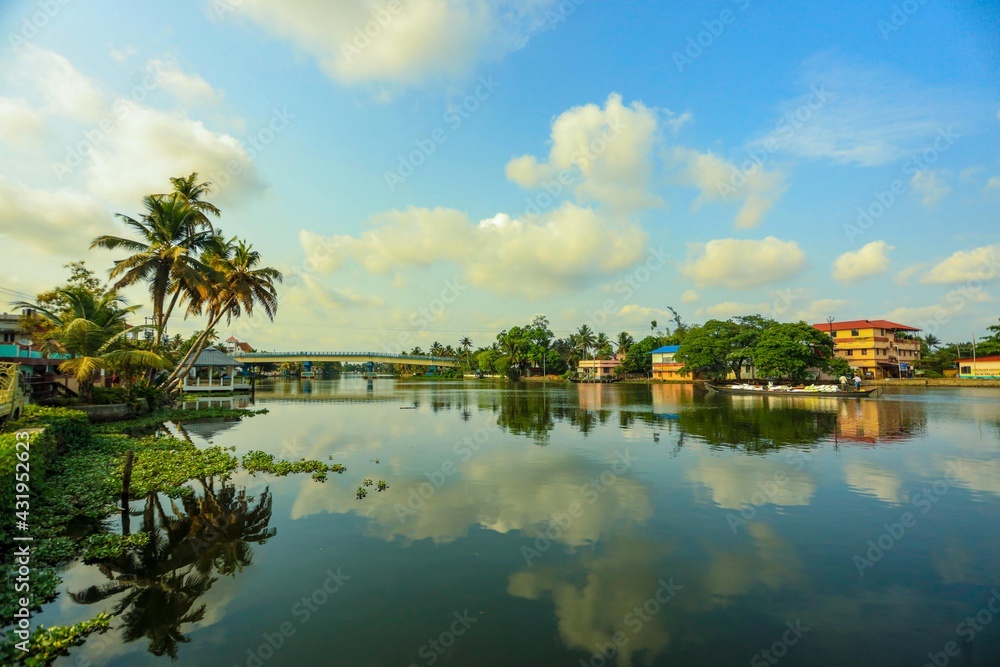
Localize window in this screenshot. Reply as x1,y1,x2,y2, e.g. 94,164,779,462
845,350,853,356
961,366,972,374
862,349,868,355
1,332,13,343
851,329,859,336
831,330,838,337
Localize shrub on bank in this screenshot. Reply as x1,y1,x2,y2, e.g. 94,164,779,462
11,405,92,450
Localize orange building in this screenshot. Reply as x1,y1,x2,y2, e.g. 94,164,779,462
812,319,921,380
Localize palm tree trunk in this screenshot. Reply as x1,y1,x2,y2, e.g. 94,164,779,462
157,289,183,349
165,311,226,395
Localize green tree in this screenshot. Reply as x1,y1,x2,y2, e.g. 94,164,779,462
615,332,634,355
674,320,739,379
827,357,853,378
752,321,834,381
575,325,595,361
729,315,777,380
622,335,661,376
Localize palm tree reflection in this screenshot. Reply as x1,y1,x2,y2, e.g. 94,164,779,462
71,481,276,659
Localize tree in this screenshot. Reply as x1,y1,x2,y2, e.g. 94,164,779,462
923,333,941,350
674,320,739,379
575,325,595,361
622,335,661,376
729,315,777,380
165,239,281,394
160,172,221,233
92,193,218,348
14,289,167,400
595,332,613,359
752,321,834,381
615,332,634,355
827,357,853,378
459,336,473,370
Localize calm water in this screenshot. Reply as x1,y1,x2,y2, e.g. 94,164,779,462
41,380,1000,666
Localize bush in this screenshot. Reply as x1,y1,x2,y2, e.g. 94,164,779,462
90,386,128,405
0,430,59,516
13,405,92,450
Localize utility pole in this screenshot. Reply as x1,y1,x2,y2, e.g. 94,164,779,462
972,332,977,378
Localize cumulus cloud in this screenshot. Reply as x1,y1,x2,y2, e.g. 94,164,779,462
910,169,950,207
921,244,1000,285
505,93,664,212
681,237,806,289
300,203,648,299
0,97,44,150
215,0,557,86
671,147,786,228
792,298,851,324
0,178,114,255
84,103,261,206
986,176,1000,193
148,58,223,106
843,461,902,504
12,45,105,121
833,240,893,284
681,289,700,304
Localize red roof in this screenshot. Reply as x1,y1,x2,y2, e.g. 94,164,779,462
956,356,1000,363
226,336,239,342
811,319,921,332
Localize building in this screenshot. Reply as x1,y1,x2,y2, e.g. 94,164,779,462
577,355,623,379
183,347,250,393
651,345,687,380
224,336,255,355
955,356,1000,379
812,319,921,380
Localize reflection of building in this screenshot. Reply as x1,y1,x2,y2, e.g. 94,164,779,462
651,346,686,380
577,355,623,379
812,319,921,379
956,355,1000,379
836,399,926,444
649,383,694,415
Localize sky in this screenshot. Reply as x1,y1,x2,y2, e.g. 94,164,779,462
0,0,998,351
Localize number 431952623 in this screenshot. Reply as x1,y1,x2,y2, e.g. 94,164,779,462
15,437,30,514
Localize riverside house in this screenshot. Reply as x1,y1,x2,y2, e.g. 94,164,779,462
812,319,921,379
955,355,1000,379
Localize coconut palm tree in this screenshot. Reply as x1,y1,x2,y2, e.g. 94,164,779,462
165,239,281,393
14,289,167,400
924,334,941,350
576,325,595,360
160,173,220,233
595,332,612,359
616,331,634,355
91,194,217,349
459,336,473,370
430,341,445,357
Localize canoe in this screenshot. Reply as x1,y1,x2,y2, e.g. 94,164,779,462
705,383,880,398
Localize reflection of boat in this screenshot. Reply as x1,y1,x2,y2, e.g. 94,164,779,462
570,377,618,383
706,383,880,398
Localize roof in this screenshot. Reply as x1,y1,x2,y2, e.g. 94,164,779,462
956,356,1000,363
192,347,242,367
236,342,253,352
652,345,680,353
811,320,921,332
225,336,239,342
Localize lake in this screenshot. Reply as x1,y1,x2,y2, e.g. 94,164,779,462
41,379,1000,666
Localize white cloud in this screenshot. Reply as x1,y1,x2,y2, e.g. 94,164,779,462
13,45,105,121
680,289,700,304
671,147,786,229
833,240,893,284
109,45,136,63
910,169,950,207
300,203,648,299
756,53,970,166
986,176,1000,193
217,0,558,86
921,244,1000,285
681,237,806,289
505,93,663,212
0,179,113,255
0,97,44,150
84,103,261,206
793,298,851,324
148,58,223,106
843,461,903,504
700,300,772,319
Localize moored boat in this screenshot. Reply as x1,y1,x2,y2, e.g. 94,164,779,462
705,383,880,398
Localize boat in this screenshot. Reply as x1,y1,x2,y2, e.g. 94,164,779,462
570,376,618,383
705,383,881,398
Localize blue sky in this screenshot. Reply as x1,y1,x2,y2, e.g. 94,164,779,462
0,0,998,350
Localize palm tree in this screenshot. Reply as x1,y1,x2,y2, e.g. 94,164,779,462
616,331,634,355
91,194,217,348
165,239,281,394
14,289,167,400
576,325,595,360
459,336,473,370
595,332,612,359
430,341,445,357
160,173,220,233
924,334,941,350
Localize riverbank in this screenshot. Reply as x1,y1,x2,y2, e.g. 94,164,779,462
869,378,1000,388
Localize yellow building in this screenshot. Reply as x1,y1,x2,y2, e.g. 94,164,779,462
955,356,1000,379
651,345,688,380
812,319,921,380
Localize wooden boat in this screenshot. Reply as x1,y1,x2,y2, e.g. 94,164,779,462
570,376,618,384
705,383,880,398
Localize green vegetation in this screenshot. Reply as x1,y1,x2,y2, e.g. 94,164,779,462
1,614,112,667
241,451,346,482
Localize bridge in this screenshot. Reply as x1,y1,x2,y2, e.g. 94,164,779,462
231,351,460,367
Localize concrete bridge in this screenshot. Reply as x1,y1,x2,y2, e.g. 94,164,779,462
231,351,460,367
